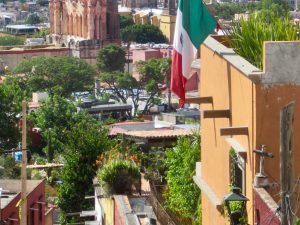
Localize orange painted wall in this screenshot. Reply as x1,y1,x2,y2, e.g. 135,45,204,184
256,84,300,205
200,43,256,225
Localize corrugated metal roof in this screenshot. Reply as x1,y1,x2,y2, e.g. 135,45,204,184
124,129,193,139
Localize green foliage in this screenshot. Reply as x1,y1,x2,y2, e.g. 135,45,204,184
224,200,248,225
96,44,126,73
0,36,24,46
121,24,168,43
119,15,134,30
99,71,137,104
164,132,201,223
0,155,21,179
143,150,165,181
33,28,50,38
135,58,169,113
31,169,43,179
0,81,25,149
37,0,49,6
259,0,290,20
13,56,96,97
31,153,47,164
29,94,77,161
213,3,251,20
228,14,300,69
58,115,110,225
98,160,140,194
26,13,41,24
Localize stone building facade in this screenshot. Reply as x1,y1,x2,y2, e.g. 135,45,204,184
48,0,120,64
121,0,157,8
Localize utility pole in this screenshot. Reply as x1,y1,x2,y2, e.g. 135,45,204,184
21,101,27,225
280,102,295,225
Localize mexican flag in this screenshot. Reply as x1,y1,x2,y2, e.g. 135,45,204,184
171,0,217,107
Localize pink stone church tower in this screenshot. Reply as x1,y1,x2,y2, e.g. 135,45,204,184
48,0,120,64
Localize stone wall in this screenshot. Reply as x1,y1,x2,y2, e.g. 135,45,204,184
0,47,69,70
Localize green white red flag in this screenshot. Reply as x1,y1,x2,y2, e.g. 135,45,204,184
171,0,217,107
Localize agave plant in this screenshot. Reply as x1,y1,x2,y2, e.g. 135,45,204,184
226,14,300,69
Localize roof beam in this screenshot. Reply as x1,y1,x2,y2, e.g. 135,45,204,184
203,109,231,118
220,126,249,136
185,96,213,104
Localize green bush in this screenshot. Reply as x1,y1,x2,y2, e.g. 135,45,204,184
98,160,140,194
164,133,201,224
0,36,24,46
227,14,300,69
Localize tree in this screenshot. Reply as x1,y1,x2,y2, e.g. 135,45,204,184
29,93,77,161
0,155,21,179
37,0,49,6
33,28,50,38
135,58,168,114
164,133,201,224
96,44,126,72
26,13,41,25
0,81,25,149
58,115,110,225
13,56,96,97
119,15,134,30
99,58,169,115
121,24,168,43
0,36,24,46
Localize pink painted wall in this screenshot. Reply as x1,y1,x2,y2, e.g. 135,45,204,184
1,180,46,225
114,199,124,225
254,190,280,225
132,49,163,80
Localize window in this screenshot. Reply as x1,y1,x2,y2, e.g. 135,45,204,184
230,147,245,194
106,13,110,36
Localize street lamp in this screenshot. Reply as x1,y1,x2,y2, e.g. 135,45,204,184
223,187,248,225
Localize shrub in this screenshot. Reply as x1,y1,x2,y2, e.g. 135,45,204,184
0,36,24,46
98,160,140,194
227,14,300,69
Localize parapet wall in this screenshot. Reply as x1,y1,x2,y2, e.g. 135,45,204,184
0,47,69,70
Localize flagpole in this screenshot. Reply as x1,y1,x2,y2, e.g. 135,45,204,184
21,101,27,225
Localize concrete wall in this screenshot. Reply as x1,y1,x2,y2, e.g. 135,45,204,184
0,47,69,70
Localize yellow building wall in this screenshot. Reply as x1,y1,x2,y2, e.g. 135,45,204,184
133,14,141,24
100,198,114,225
151,15,159,27
141,14,150,24
156,15,176,44
200,43,256,225
119,11,131,16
